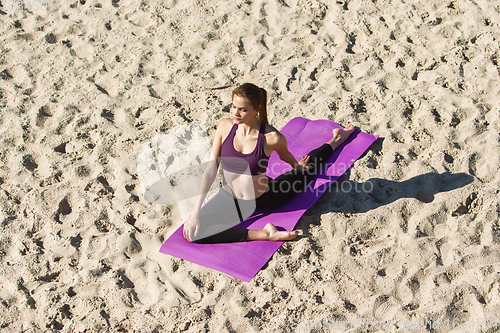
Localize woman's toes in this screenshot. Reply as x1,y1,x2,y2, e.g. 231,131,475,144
264,223,298,241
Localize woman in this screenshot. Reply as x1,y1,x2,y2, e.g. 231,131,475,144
183,83,354,243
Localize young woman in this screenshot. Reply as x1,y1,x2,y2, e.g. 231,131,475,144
183,83,354,243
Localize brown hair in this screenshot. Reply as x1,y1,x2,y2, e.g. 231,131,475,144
232,83,269,124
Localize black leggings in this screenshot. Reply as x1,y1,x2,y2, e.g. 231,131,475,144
192,143,334,244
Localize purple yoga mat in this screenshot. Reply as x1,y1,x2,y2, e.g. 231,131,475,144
159,117,378,282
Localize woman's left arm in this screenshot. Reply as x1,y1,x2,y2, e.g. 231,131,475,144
268,132,311,171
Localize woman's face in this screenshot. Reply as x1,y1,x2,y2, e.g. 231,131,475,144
231,95,258,124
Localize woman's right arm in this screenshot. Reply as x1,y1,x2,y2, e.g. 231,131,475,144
183,119,231,242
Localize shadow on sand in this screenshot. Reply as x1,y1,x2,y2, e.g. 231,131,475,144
317,171,475,214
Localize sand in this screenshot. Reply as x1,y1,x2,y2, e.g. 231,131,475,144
1,0,499,331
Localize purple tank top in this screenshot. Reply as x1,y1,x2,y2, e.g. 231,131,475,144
220,123,269,175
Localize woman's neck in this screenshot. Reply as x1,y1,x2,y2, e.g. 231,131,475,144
237,118,261,135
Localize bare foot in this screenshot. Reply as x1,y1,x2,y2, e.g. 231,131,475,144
264,223,298,241
328,124,355,150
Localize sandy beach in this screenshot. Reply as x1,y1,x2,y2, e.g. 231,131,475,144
1,0,499,331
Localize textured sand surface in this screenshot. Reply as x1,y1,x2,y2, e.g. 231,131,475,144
1,0,499,331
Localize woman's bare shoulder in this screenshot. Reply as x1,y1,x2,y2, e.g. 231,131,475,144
214,118,234,141
216,118,234,131
263,123,280,134
263,123,285,146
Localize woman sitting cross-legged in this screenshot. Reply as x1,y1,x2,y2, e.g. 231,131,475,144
183,83,355,243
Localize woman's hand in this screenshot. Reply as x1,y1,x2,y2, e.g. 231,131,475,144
183,215,200,242
295,154,313,172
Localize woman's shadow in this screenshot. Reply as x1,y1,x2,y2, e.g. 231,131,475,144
315,171,474,214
